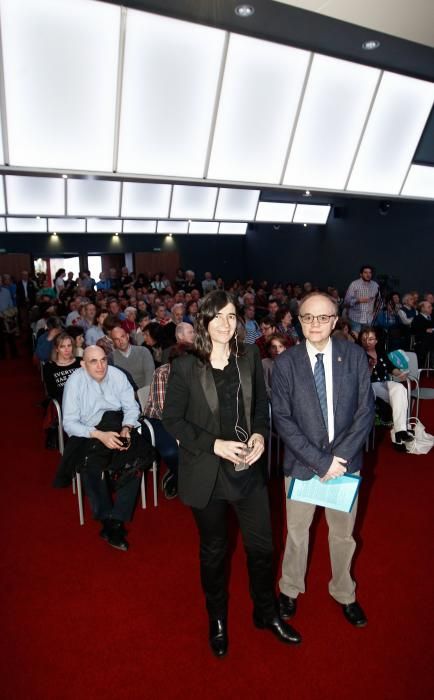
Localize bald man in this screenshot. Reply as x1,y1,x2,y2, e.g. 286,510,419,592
59,345,144,551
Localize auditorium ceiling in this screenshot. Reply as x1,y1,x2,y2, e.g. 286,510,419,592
0,0,433,235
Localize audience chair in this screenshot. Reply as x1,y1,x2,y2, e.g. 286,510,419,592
406,351,434,419
139,418,159,508
267,403,282,476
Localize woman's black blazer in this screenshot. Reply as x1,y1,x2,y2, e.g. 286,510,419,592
162,344,269,508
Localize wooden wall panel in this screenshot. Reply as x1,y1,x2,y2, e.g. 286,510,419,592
134,252,180,285
0,253,32,280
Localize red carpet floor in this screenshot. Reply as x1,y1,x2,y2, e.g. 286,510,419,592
1,354,434,700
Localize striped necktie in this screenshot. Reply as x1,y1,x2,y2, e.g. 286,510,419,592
314,353,328,431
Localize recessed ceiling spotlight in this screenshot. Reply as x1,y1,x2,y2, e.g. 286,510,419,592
114,232,119,237
303,223,307,228
235,4,255,18
62,174,68,179
52,231,57,237
303,190,311,197
35,215,41,219
362,40,380,51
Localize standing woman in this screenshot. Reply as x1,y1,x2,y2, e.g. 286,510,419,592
163,291,301,657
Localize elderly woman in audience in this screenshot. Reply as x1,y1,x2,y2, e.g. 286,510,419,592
262,333,290,398
332,318,357,342
275,307,299,347
359,326,412,449
122,306,139,335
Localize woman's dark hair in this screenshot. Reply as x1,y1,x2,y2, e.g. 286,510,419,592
194,290,244,362
65,325,84,340
274,306,291,325
357,326,378,345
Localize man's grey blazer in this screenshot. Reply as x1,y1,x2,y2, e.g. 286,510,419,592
271,337,375,480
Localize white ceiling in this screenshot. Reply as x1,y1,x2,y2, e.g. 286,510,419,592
0,0,433,235
274,0,434,48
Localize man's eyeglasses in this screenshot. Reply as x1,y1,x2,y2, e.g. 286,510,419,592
299,314,336,324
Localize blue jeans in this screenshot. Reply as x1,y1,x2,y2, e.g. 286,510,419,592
82,468,140,522
146,417,178,475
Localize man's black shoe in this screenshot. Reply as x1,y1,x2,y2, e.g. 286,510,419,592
253,613,302,645
209,618,228,657
278,592,297,619
342,601,367,627
395,430,413,443
99,519,129,551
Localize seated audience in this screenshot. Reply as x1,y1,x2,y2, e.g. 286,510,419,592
359,327,412,449
201,271,217,295
255,316,276,359
332,318,357,342
35,317,63,362
262,333,290,398
275,307,299,346
412,301,434,366
144,343,192,499
43,332,81,402
111,325,155,411
55,345,154,551
243,304,261,344
85,308,109,346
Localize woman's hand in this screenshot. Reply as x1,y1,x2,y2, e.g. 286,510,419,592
244,433,265,465
214,439,249,463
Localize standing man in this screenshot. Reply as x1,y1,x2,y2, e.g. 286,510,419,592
344,265,379,336
272,292,374,628
16,270,37,332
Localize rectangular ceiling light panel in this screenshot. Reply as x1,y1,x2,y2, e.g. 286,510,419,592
215,188,259,220
0,0,120,171
0,112,3,165
219,222,247,234
293,204,331,224
348,72,434,195
401,164,434,199
188,221,219,234
118,10,225,177
284,55,380,190
7,217,47,232
121,182,171,218
68,179,121,217
256,202,295,222
6,175,64,215
208,34,310,184
0,218,5,232
157,220,189,234
171,185,218,219
87,218,122,233
123,220,157,233
48,218,85,233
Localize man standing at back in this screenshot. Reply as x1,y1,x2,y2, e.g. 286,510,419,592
344,265,379,336
272,292,374,628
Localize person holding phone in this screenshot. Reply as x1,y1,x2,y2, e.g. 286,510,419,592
163,291,301,658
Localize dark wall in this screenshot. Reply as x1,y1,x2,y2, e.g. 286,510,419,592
0,233,247,284
1,196,432,293
246,198,434,294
